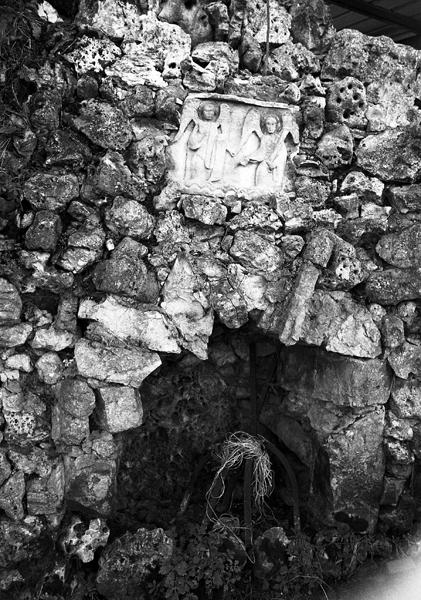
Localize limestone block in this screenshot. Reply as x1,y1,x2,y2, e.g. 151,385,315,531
326,77,367,129
64,36,121,74
25,211,62,252
31,326,75,351
254,1,291,45
280,345,391,407
79,296,181,353
381,315,405,350
26,462,65,516
390,376,421,419
316,124,353,169
61,517,109,563
97,386,143,433
387,342,421,379
290,0,334,51
64,433,119,515
357,128,421,183
341,171,384,204
83,150,146,200
278,261,320,346
129,125,168,184
93,237,158,302
322,29,421,87
35,352,63,385
0,471,25,520
376,225,421,268
327,407,385,532
0,324,32,348
158,0,212,47
366,268,421,305
181,194,227,225
105,197,155,240
23,172,79,212
58,222,105,274
300,290,382,358
386,184,421,213
0,279,21,323
230,230,284,276
75,339,161,387
76,0,144,39
268,41,320,82
161,254,214,359
72,101,132,151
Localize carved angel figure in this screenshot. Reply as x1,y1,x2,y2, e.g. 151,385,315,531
174,101,231,184
232,109,295,189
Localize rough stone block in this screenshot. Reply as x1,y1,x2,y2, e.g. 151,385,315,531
97,386,143,433
280,345,392,407
74,339,161,387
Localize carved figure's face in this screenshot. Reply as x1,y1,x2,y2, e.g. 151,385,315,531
265,116,278,134
202,104,217,121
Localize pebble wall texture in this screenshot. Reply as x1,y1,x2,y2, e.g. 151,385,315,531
2,0,421,596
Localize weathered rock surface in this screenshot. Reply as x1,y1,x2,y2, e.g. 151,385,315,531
0,279,22,323
181,194,227,225
390,377,421,418
64,35,121,74
61,517,109,563
105,196,155,240
387,342,421,379
35,352,63,384
52,378,96,446
93,237,158,302
280,345,391,407
0,324,33,348
25,211,62,252
76,0,144,39
387,184,421,213
26,462,65,516
79,296,181,353
376,225,421,268
23,172,79,212
64,432,119,514
96,386,143,433
341,171,384,204
74,339,161,387
322,28,421,86
357,128,421,183
327,407,385,532
230,230,284,276
290,0,334,51
317,124,353,168
301,290,382,358
0,471,26,520
84,151,146,200
366,268,421,305
161,255,213,359
278,262,320,344
73,101,132,150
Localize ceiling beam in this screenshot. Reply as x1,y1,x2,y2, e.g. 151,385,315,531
327,0,421,34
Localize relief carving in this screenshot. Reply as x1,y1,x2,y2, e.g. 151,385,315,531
169,94,299,197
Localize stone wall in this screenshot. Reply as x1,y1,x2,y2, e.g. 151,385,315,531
1,0,421,594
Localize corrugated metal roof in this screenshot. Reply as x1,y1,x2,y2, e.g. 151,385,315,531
326,0,421,47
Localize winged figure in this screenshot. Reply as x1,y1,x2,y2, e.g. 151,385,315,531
174,101,231,184
231,108,297,189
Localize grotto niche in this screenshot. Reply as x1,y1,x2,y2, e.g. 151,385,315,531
2,0,421,598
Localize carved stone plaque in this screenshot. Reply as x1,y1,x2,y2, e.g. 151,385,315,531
168,93,300,198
